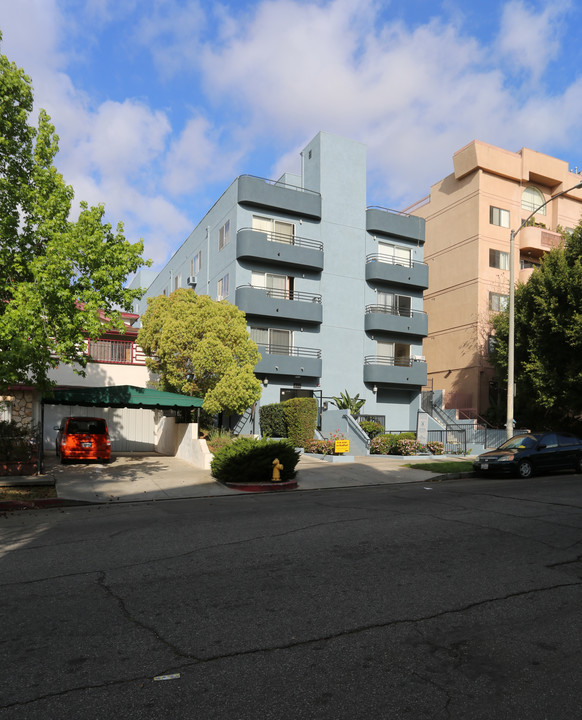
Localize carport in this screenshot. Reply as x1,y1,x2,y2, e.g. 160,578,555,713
41,385,203,472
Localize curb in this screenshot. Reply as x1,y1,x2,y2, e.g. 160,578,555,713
0,497,95,511
224,479,298,492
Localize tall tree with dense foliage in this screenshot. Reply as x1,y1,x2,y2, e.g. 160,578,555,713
138,289,262,415
491,220,582,428
0,36,148,392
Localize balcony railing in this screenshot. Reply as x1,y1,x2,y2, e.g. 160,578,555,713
364,355,416,368
366,206,425,242
259,344,321,358
240,227,323,251
365,254,429,290
237,175,322,219
365,304,413,317
248,286,322,303
87,339,146,365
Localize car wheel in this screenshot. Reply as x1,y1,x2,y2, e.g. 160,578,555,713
517,460,533,479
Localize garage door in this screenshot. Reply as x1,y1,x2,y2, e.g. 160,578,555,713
45,405,156,453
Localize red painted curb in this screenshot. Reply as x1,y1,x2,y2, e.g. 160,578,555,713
224,480,298,492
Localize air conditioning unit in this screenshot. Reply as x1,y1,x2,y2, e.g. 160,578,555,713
187,276,198,287
412,355,426,362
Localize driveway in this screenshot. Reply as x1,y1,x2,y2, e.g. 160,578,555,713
43,452,447,503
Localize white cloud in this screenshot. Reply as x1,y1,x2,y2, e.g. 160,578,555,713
496,0,571,82
162,114,243,195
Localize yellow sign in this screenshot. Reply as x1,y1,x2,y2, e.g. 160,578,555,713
334,439,349,454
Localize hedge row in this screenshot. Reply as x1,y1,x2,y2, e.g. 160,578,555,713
259,397,317,447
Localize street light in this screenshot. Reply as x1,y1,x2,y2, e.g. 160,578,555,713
506,179,582,439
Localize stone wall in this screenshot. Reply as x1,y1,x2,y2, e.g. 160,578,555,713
0,390,36,429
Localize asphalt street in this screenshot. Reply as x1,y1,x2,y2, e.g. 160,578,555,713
1,473,582,719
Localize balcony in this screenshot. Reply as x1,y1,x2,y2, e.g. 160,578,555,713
87,338,146,366
366,207,425,243
237,175,322,220
363,356,427,387
255,344,322,377
235,285,323,324
236,228,324,271
364,306,428,337
519,226,563,258
365,255,429,289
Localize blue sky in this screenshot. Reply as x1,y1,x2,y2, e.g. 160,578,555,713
1,0,581,270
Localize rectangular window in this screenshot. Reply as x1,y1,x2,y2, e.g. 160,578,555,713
489,249,509,270
88,339,132,364
173,274,181,291
218,220,230,251
217,273,230,300
251,271,293,299
377,291,412,316
377,241,412,267
250,327,292,354
0,401,11,423
490,206,510,228
489,292,508,311
252,215,295,244
190,251,202,276
377,341,411,365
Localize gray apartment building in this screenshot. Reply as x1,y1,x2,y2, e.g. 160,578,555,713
136,132,428,433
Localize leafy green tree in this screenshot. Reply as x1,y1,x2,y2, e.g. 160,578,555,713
0,37,148,392
138,289,262,415
330,390,366,418
491,221,582,428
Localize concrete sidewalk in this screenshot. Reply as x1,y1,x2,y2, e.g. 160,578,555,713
25,452,469,504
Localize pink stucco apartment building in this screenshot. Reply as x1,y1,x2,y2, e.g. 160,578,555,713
408,140,582,419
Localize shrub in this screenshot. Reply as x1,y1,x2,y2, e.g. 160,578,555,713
426,440,445,455
283,397,317,447
370,433,398,454
303,438,334,455
0,421,37,462
211,437,300,483
260,403,288,438
205,429,234,454
359,420,384,438
395,438,422,455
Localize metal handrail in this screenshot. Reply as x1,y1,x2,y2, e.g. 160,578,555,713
365,304,426,318
239,285,322,303
364,355,423,367
238,227,323,251
367,205,416,218
258,344,321,358
239,174,321,197
366,253,427,269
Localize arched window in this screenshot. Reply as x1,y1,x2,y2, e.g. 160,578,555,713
522,186,546,215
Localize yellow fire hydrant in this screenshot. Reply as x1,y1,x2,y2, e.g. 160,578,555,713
272,457,284,482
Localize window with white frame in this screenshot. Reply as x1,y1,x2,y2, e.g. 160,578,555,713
377,241,412,267
250,327,292,355
173,274,181,291
522,186,546,214
190,251,202,276
490,206,510,228
217,273,230,300
377,291,412,316
251,271,293,299
489,249,509,270
0,401,11,423
489,292,508,311
377,341,411,366
218,220,230,251
252,215,295,244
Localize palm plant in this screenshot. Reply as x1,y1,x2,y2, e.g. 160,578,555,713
329,390,366,418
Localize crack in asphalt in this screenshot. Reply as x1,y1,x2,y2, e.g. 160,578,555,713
2,577,580,711
96,571,199,662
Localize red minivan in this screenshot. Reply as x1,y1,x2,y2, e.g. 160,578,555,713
55,417,111,462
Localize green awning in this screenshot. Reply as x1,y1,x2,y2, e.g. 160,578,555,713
43,385,204,410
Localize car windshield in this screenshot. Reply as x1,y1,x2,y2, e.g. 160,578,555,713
66,419,107,434
497,435,538,451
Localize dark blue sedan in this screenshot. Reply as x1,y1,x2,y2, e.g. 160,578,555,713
473,432,582,478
